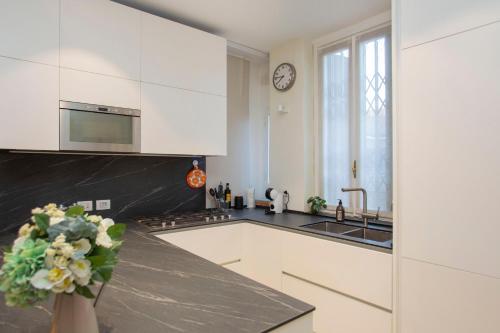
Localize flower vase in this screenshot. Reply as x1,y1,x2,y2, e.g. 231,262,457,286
50,293,99,333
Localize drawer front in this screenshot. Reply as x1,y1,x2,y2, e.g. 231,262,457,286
282,231,392,310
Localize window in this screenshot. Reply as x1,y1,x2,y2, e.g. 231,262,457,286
318,26,392,215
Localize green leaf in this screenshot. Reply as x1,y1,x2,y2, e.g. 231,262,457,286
65,205,84,217
95,267,113,282
34,214,49,232
75,285,95,299
87,255,107,267
107,224,126,240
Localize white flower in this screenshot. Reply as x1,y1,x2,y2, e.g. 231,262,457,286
72,239,91,259
49,217,65,226
87,215,102,224
98,218,115,232
52,276,75,294
75,274,91,286
12,236,27,252
96,231,113,248
69,259,91,279
31,267,71,290
95,218,115,248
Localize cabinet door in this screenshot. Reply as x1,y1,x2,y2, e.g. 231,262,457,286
399,22,500,278
0,0,59,66
60,68,140,109
141,12,227,96
0,57,59,150
401,0,500,48
283,273,391,333
241,223,283,290
60,0,141,80
156,224,242,265
141,83,227,155
282,231,392,310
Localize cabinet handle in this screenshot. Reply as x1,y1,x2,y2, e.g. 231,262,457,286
352,160,357,179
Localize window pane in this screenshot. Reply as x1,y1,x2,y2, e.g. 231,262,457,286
321,47,351,206
358,35,392,212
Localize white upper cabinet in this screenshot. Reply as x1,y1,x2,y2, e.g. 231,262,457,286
0,0,59,66
401,0,500,49
0,57,59,150
141,12,227,96
60,0,141,80
60,68,140,109
141,83,227,156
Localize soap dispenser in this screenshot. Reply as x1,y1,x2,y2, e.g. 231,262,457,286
336,199,345,222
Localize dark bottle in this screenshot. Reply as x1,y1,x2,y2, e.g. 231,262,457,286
224,183,232,208
336,199,345,222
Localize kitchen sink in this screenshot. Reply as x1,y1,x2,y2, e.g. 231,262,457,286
343,228,392,243
301,221,359,234
300,221,392,247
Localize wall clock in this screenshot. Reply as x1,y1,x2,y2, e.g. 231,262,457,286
273,62,296,91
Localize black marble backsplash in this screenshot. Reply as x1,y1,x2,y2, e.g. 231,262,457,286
0,151,205,233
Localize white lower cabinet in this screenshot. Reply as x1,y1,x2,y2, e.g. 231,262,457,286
141,82,227,155
0,56,59,150
60,68,140,109
156,224,242,265
282,273,391,333
155,221,392,333
240,223,283,290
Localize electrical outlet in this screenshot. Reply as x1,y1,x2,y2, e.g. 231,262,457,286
96,199,111,211
77,201,93,212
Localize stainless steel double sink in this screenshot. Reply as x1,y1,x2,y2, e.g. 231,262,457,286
300,221,392,246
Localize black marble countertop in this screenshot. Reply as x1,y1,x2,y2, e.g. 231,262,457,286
0,216,314,333
179,208,393,253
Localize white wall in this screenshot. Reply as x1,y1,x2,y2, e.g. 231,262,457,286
394,0,500,332
269,39,314,212
206,55,269,207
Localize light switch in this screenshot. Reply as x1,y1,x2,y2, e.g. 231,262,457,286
77,201,93,212
96,199,111,210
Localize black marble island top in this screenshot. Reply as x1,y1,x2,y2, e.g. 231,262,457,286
0,221,314,333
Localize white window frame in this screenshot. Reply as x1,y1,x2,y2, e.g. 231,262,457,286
313,13,393,221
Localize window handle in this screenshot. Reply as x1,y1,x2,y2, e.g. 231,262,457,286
352,160,357,179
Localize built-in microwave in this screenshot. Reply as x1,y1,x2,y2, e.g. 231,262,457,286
59,101,141,153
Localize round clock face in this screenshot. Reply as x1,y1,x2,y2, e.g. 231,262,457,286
273,63,296,91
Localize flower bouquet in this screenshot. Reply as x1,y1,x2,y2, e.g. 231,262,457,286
0,203,126,332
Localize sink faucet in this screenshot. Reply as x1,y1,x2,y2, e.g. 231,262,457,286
341,187,379,227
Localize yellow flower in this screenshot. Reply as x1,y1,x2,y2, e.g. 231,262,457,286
44,203,57,211
52,276,75,294
52,234,67,248
46,248,56,257
60,244,75,258
47,267,67,283
18,223,34,237
53,256,69,268
31,207,44,214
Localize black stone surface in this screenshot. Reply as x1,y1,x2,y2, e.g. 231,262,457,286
0,151,206,233
0,220,314,333
226,209,393,251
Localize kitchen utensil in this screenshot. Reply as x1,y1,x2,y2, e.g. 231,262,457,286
186,160,206,189
234,196,244,209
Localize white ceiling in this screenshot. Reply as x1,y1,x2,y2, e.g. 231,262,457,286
113,0,390,52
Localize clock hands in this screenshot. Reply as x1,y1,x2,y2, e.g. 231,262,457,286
274,75,285,84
